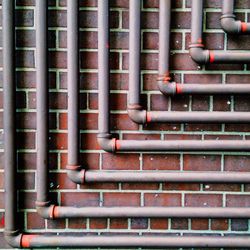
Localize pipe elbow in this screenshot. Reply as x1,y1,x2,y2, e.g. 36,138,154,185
127,105,147,124
97,134,116,153
4,232,22,248
67,168,85,185
220,15,241,33
189,45,209,64
158,81,177,96
36,204,57,219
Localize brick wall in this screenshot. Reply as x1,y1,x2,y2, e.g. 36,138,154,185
1,0,250,249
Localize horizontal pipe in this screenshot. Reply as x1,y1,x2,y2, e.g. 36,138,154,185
160,83,250,95
52,206,250,219
114,140,250,152
84,171,250,183
147,111,250,123
6,234,250,248
221,0,250,34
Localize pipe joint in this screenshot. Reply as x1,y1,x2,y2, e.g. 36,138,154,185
97,134,116,153
4,232,22,248
36,204,57,220
189,45,210,64
158,81,177,96
220,14,241,33
67,168,86,185
127,105,147,124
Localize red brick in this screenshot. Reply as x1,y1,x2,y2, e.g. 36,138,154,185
27,212,45,229
185,194,222,207
90,219,107,229
110,218,128,229
103,193,140,206
191,219,209,230
102,153,140,170
211,219,229,231
183,155,221,171
143,154,180,171
144,193,181,207
61,192,100,207
68,218,87,229
150,218,168,230
171,218,188,230
226,195,250,207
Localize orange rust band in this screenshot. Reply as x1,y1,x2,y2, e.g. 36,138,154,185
146,112,152,123
115,138,120,150
209,51,215,63
241,22,247,33
176,84,182,94
21,234,36,248
53,206,59,218
49,205,56,219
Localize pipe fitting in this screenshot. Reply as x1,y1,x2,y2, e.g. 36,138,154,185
189,44,210,64
4,232,22,248
220,14,241,33
158,81,177,96
67,168,86,185
36,204,57,219
127,105,147,124
97,134,116,153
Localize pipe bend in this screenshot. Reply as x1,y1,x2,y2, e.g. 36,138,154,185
36,204,56,219
4,232,22,248
67,168,85,185
220,15,241,33
97,134,116,153
189,46,209,64
127,105,147,124
158,81,177,96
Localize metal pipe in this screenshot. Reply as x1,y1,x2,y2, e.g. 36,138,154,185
189,0,250,64
66,0,86,183
221,0,250,34
160,83,250,95
35,0,50,209
84,171,250,183
50,206,250,219
6,234,250,248
3,0,18,238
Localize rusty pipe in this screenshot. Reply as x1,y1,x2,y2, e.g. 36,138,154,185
35,0,50,209
189,0,250,64
66,0,86,183
6,234,250,248
221,0,250,34
3,0,19,238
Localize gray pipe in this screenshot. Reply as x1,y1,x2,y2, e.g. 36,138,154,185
189,0,250,64
35,0,50,209
5,234,250,248
160,83,250,95
3,0,18,238
66,0,86,184
221,0,250,34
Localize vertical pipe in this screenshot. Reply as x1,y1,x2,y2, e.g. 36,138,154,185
98,0,110,136
158,0,171,78
67,0,79,167
36,0,49,206
3,0,18,235
222,0,235,14
191,0,204,44
128,0,141,106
